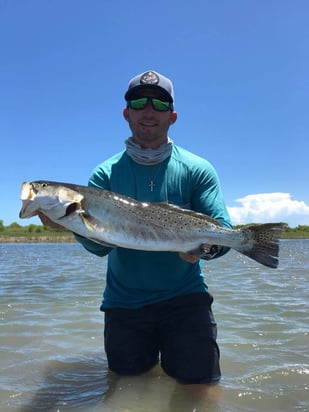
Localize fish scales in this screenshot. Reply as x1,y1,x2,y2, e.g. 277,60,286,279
85,194,235,248
19,181,285,268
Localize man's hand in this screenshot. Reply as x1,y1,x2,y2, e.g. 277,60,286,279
179,252,201,263
37,211,66,231
179,244,222,263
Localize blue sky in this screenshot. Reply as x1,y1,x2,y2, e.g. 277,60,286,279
1,0,308,227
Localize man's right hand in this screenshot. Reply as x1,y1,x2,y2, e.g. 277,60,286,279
37,211,66,231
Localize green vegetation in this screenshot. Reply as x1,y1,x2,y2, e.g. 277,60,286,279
0,220,308,242
0,220,75,242
280,224,309,239
233,223,309,239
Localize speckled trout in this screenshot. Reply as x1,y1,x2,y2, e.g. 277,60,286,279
19,181,284,268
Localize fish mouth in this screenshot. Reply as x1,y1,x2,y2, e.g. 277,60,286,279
19,181,85,220
19,182,39,218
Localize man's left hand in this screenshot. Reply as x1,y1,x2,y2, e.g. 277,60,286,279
179,244,222,263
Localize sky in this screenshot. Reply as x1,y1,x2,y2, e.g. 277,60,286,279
1,0,308,228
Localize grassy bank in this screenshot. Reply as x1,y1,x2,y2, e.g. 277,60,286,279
0,221,308,243
0,222,75,243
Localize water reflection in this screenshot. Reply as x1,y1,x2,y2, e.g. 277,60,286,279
19,354,108,411
19,355,224,412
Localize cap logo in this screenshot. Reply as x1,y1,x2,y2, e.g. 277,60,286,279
140,71,159,85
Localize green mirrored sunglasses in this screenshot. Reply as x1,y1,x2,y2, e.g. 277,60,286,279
128,97,172,112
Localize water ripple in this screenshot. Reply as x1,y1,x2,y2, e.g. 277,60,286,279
1,240,308,412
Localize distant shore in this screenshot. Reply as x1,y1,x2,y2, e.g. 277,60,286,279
0,236,76,243
0,235,308,243
2,223,308,243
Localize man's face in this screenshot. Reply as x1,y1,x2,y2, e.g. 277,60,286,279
123,89,177,149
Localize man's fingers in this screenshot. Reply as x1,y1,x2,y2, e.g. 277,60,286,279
37,211,66,231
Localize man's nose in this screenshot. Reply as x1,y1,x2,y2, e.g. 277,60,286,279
143,99,154,112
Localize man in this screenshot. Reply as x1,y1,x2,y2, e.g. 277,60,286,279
75,70,232,384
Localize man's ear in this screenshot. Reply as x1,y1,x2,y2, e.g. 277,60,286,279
170,111,177,125
123,108,129,121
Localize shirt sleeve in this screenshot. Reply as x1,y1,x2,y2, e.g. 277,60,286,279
190,159,232,259
74,233,113,257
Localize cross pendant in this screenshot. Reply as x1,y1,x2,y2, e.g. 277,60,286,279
149,180,155,192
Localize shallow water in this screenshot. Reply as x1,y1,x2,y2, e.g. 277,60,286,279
1,240,308,411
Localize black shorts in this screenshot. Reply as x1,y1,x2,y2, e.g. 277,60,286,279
103,292,221,384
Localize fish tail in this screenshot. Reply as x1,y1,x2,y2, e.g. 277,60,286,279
235,223,285,268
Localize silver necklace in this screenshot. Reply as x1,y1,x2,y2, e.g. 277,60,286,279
148,163,163,192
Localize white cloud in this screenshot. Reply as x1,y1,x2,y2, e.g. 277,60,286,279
227,193,309,227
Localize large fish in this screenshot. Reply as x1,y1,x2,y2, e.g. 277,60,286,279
19,181,285,268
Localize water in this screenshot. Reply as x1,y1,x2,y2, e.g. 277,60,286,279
1,240,308,412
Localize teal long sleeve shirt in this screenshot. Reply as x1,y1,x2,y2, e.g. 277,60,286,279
75,145,232,309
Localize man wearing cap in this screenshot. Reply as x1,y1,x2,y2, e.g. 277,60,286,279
75,70,232,385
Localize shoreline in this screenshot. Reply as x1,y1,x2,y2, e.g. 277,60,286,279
0,236,76,243
0,236,308,244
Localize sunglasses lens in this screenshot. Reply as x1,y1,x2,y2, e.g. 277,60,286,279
152,99,171,111
128,98,171,111
129,98,148,110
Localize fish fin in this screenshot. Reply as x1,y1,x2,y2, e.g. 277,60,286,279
235,223,285,268
79,213,117,248
152,202,221,225
79,212,101,232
